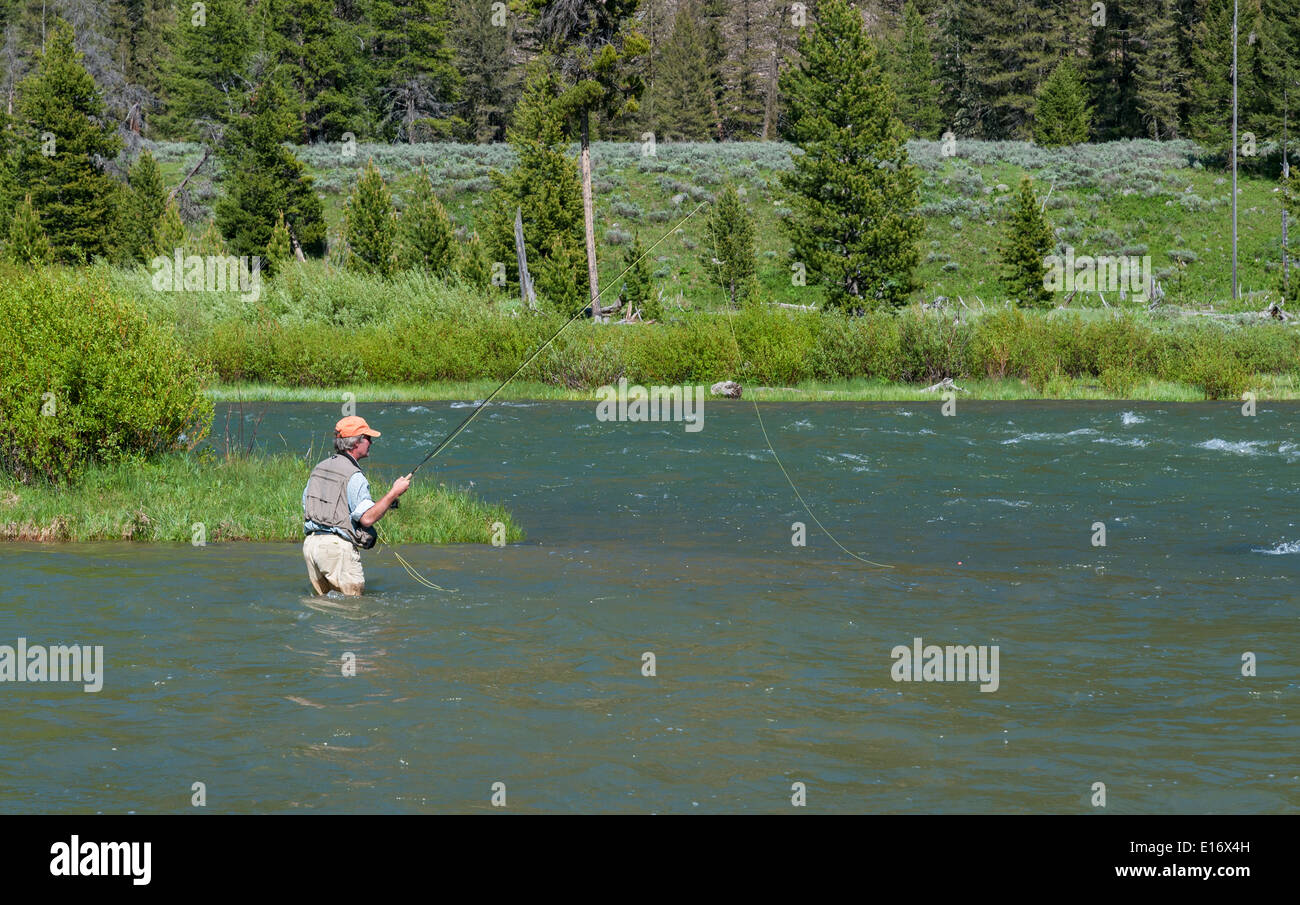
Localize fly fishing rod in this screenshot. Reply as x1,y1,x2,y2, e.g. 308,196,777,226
385,202,710,591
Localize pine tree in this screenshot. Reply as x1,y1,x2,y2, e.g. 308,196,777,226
698,0,728,139
399,165,457,275
129,0,177,94
195,218,228,256
999,177,1055,308
722,0,767,140
890,0,943,139
1187,0,1269,155
158,0,251,138
215,80,326,258
343,158,398,278
702,183,757,308
1246,0,1298,148
619,232,658,319
122,149,168,263
450,0,520,142
935,0,976,135
458,230,492,289
534,233,586,313
108,0,178,135
5,192,52,264
261,0,369,141
9,18,123,263
370,0,462,141
1084,0,1141,140
487,64,584,294
648,5,716,141
941,0,1060,139
152,198,186,259
266,210,293,272
1133,0,1185,139
779,0,923,312
1034,59,1091,146
0,103,14,230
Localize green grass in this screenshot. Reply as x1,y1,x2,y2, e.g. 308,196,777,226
149,138,1293,313
0,451,523,544
208,379,585,402
205,374,1300,403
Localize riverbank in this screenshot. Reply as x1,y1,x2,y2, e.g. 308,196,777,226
207,373,1300,403
0,452,522,544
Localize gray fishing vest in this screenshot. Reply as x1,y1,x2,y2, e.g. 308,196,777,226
304,454,366,546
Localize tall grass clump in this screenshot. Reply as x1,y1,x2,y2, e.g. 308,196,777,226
0,450,522,543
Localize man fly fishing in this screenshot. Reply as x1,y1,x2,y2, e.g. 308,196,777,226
302,416,411,596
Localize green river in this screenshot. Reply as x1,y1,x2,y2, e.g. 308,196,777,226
1,401,1296,813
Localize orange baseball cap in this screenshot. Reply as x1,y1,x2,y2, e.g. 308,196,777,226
335,416,381,438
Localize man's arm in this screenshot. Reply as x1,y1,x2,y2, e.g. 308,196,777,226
358,473,412,528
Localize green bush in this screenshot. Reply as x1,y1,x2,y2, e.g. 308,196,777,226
1099,365,1140,396
1085,315,1156,376
1182,328,1251,400
0,266,212,483
1189,349,1249,400
524,326,630,388
811,311,901,380
733,309,817,385
629,317,738,384
897,308,971,382
967,307,1029,378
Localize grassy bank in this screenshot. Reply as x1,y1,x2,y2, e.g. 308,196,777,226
0,451,523,544
164,297,1299,400
207,374,1300,403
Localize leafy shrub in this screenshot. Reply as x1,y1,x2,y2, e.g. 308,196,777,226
0,267,212,483
1099,365,1140,395
610,201,643,220
896,308,971,382
1188,346,1248,399
968,307,1029,378
524,326,629,388
810,312,901,380
628,317,738,384
732,309,818,385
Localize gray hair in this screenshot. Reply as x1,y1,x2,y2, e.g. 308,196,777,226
334,434,364,453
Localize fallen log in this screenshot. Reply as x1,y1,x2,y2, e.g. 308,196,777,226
168,145,212,203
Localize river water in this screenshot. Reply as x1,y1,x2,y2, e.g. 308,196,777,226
2,401,1296,813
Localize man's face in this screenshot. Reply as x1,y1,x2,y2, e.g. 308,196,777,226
354,435,372,459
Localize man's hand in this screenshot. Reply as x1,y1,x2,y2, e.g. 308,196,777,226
391,473,412,497
359,474,414,528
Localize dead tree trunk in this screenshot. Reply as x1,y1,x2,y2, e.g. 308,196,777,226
761,5,786,140
514,207,537,311
169,146,213,203
580,108,601,320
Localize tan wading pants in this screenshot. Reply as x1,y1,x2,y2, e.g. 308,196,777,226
303,533,365,596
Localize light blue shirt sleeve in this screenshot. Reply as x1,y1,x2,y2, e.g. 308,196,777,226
347,472,375,522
